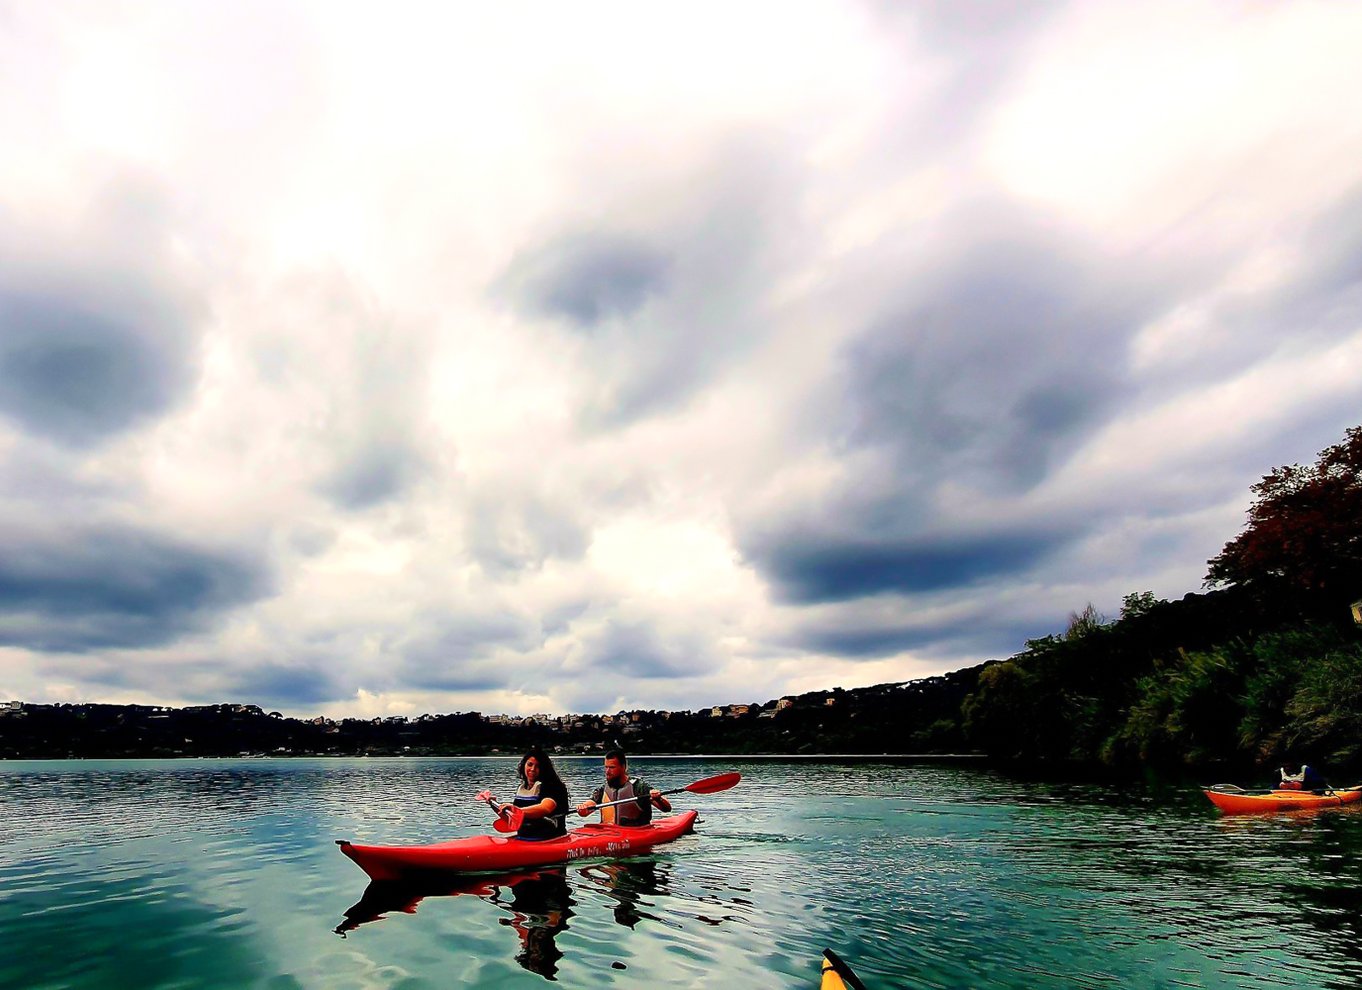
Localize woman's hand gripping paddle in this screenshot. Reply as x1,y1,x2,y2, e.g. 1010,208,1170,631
475,790,524,833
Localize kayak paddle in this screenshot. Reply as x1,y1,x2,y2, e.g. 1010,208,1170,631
477,791,524,833
821,948,867,990
590,771,741,811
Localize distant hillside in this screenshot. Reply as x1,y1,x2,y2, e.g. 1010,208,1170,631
0,668,983,759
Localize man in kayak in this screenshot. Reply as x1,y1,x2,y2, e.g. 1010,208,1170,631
576,749,670,826
490,748,570,840
1279,762,1327,791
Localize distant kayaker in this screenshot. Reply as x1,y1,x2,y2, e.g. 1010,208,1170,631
576,749,671,825
497,748,570,840
1279,762,1326,791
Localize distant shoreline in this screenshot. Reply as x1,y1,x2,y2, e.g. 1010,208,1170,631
0,752,990,763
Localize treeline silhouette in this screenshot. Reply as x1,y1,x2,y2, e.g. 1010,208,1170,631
0,674,978,759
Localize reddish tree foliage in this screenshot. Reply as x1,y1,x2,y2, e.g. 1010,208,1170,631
1206,426,1362,597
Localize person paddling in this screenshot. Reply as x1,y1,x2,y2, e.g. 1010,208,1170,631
1278,761,1326,791
576,749,670,826
487,748,570,840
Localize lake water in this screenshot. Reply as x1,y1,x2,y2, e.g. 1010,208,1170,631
3,756,1362,988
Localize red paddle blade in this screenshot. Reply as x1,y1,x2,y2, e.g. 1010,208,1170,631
684,771,741,795
492,805,523,833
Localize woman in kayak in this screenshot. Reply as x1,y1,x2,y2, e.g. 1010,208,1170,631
494,748,570,840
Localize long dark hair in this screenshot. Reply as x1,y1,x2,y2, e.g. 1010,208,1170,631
517,747,566,795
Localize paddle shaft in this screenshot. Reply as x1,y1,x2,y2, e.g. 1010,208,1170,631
590,772,740,811
592,794,668,811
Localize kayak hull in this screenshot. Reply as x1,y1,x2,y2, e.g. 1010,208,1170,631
338,810,699,881
1204,786,1362,815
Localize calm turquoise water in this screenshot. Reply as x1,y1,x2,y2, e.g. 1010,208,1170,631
4,757,1362,988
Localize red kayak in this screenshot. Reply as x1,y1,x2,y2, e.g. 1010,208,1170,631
1204,785,1362,814
337,810,699,881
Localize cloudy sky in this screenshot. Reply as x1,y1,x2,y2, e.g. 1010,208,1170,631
2,1,1360,718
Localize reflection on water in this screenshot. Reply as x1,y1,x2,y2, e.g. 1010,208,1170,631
337,869,575,980
7,757,1362,988
580,860,668,930
336,860,680,981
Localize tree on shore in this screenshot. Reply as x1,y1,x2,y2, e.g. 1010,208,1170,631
1206,425,1362,603
1064,602,1108,641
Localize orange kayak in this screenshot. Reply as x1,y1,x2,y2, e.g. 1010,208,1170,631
1204,785,1362,814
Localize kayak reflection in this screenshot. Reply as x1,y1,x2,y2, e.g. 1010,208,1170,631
336,868,575,980
498,870,574,979
335,858,679,980
577,859,669,930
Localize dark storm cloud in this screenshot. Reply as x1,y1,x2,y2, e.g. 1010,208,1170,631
0,442,129,507
321,440,427,510
798,621,951,658
402,663,517,694
497,137,797,427
275,271,434,512
465,491,589,578
227,663,343,706
579,619,716,681
0,175,203,449
796,618,1043,662
542,599,590,637
405,611,539,659
394,611,543,693
1243,183,1362,347
0,525,271,652
0,287,198,448
737,200,1193,607
40,655,346,708
839,214,1158,491
501,233,671,329
750,530,1060,605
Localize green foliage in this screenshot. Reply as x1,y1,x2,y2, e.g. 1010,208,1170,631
1064,602,1108,641
1120,591,1161,620
963,630,1121,762
1235,628,1314,759
965,584,1362,772
1283,636,1362,765
1105,648,1246,766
